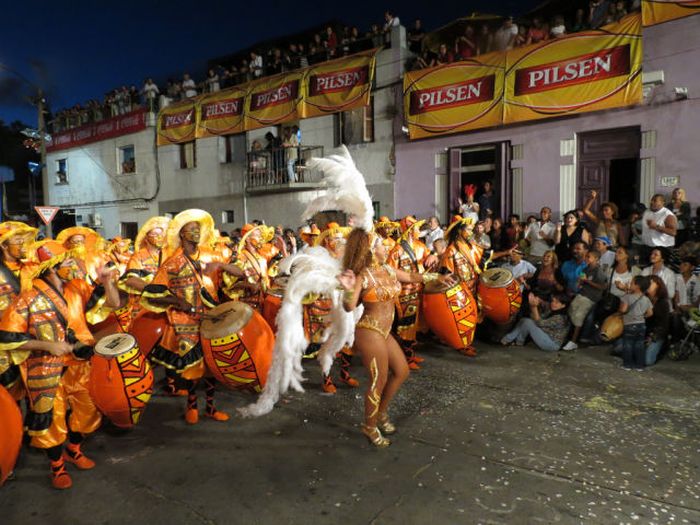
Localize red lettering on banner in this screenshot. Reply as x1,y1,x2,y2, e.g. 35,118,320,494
47,109,148,152
163,110,194,129
514,44,630,96
201,97,244,121
409,75,495,115
309,66,369,96
250,81,299,111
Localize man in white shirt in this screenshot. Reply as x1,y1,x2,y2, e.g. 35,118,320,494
502,249,536,291
419,216,444,252
141,78,160,112
641,194,677,264
250,51,264,78
525,207,556,263
675,257,700,310
493,16,518,51
182,73,197,98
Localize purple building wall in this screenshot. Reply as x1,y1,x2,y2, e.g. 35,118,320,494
394,15,700,220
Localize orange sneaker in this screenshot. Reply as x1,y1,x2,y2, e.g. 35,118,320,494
50,460,72,490
185,407,199,425
322,375,337,394
63,445,95,470
339,375,360,388
407,358,421,370
204,410,230,422
458,347,477,357
413,355,425,363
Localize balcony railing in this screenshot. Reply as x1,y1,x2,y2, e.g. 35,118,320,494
246,145,324,191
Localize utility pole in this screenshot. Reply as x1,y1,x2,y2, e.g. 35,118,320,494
36,89,51,238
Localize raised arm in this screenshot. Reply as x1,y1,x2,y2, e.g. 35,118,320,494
582,190,600,223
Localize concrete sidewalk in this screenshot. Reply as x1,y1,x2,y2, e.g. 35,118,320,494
1,341,699,524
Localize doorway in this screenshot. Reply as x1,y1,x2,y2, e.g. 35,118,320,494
577,128,640,219
121,222,138,240
448,142,511,221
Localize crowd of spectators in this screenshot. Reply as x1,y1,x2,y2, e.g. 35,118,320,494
408,0,642,70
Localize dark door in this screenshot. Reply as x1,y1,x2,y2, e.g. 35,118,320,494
121,222,138,240
577,160,609,213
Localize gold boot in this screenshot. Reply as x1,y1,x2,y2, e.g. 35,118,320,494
377,413,396,435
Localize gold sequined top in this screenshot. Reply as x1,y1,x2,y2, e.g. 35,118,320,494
356,264,402,339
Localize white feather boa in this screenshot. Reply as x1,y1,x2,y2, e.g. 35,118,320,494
303,145,374,232
239,247,361,417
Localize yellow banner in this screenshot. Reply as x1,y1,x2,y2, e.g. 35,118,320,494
196,87,247,138
403,53,505,139
244,72,304,131
643,0,700,25
156,100,196,146
503,14,642,125
301,49,378,118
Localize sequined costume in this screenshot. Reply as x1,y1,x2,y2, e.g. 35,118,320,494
355,264,403,339
225,224,275,312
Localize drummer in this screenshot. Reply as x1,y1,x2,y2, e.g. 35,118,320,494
141,210,247,425
225,223,276,312
0,240,120,490
313,222,359,394
388,216,437,370
107,237,133,275
0,221,38,398
299,224,320,249
55,226,108,285
375,216,399,252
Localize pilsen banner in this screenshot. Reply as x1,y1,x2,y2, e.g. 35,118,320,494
156,100,196,146
47,109,147,152
244,71,304,131
503,14,642,125
403,53,505,139
301,49,378,118
196,87,247,138
642,0,700,26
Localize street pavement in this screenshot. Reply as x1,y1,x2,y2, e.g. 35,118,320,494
1,338,699,525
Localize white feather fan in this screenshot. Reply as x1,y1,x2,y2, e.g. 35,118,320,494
302,145,374,232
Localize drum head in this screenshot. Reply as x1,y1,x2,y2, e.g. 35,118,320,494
480,268,514,288
201,301,254,339
423,280,452,294
96,333,136,357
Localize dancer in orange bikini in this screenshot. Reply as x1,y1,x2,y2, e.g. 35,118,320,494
338,230,452,447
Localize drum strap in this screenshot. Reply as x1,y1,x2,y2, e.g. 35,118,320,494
400,240,418,271
0,262,20,295
241,250,268,293
183,254,219,305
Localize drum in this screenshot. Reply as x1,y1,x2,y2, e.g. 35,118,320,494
200,301,274,392
600,313,623,342
262,276,288,332
129,310,167,357
0,385,22,486
89,333,154,428
422,281,478,350
478,268,522,324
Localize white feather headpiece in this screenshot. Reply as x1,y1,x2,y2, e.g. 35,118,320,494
302,145,374,231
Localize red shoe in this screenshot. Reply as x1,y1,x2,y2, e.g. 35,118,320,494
413,355,425,363
458,347,477,357
63,444,95,470
185,408,199,425
407,357,421,370
322,375,337,394
204,410,230,422
50,460,72,490
339,375,360,388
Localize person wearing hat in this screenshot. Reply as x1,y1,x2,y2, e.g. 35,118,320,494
0,239,120,489
107,237,133,275
0,221,38,397
593,236,616,273
375,216,399,252
55,226,108,285
312,222,359,394
224,223,276,312
299,224,321,250
387,216,437,370
142,210,247,424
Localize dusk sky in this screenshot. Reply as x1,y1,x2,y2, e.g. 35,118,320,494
0,0,541,126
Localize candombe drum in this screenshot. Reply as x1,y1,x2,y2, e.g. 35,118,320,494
0,385,22,486
262,275,288,333
129,310,167,357
477,268,522,324
600,313,623,342
200,301,274,392
422,281,478,351
89,333,154,428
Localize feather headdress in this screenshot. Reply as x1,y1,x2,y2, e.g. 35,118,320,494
302,145,374,231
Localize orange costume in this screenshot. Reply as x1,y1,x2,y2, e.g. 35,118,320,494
0,222,38,394
375,216,399,253
107,237,133,275
226,224,275,312
441,216,490,296
388,216,431,368
56,226,108,285
0,240,113,489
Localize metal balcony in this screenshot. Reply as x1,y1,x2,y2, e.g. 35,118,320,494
246,145,324,194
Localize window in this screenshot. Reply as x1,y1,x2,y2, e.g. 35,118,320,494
121,222,138,239
179,141,196,169
222,210,235,223
372,201,381,218
119,145,136,173
56,158,68,184
335,97,374,146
